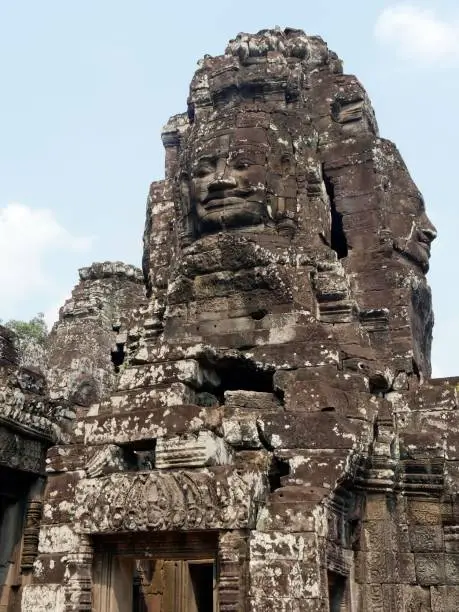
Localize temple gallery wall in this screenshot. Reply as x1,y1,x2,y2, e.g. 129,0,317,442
1,27,458,612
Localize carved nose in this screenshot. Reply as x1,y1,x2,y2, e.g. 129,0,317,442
416,210,437,244
419,223,437,244
208,177,237,192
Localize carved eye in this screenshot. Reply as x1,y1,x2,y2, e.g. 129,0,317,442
193,162,214,178
417,195,426,213
281,154,291,166
233,159,253,170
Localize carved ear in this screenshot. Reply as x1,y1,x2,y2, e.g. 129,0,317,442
174,172,195,246
276,214,297,239
71,377,99,407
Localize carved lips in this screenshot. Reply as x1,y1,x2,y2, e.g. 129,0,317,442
403,224,437,272
189,152,267,232
202,192,254,209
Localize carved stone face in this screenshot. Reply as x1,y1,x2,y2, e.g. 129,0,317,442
392,196,437,272
185,130,269,234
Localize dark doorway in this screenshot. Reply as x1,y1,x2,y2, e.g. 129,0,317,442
132,559,216,612
93,531,219,612
328,570,348,611
188,562,214,612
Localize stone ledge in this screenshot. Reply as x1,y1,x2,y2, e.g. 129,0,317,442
78,261,143,283
80,404,222,446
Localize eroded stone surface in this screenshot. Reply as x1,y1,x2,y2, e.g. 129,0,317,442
75,468,266,532
1,27,457,612
155,430,233,468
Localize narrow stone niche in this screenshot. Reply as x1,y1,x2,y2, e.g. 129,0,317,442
322,166,348,259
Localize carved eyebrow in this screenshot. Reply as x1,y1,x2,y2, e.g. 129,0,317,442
232,151,255,158
195,154,216,164
230,151,257,161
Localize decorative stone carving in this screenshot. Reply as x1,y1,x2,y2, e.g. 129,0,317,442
155,431,233,468
21,480,45,571
0,426,46,473
62,535,94,612
0,347,60,446
85,444,133,478
75,469,267,533
222,417,262,449
21,585,65,612
218,531,248,612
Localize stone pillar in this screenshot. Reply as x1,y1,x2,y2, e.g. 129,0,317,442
63,535,94,612
21,478,45,572
218,531,248,612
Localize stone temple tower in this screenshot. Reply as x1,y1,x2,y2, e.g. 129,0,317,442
2,28,459,612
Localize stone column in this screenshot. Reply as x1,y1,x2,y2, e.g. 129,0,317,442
218,531,248,612
21,477,45,572
63,535,94,612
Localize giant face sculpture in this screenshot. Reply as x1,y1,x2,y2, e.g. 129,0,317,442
188,131,269,233
377,145,437,273
177,114,302,241
392,195,437,273
153,27,439,376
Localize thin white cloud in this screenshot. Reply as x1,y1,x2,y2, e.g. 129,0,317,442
375,4,459,62
0,202,92,319
44,293,71,330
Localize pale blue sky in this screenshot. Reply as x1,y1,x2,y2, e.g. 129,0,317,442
1,1,458,376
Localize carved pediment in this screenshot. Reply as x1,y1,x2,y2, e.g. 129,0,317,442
0,426,46,473
74,468,267,533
